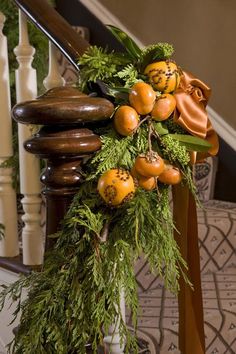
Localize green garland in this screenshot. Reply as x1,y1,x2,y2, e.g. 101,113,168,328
0,26,212,353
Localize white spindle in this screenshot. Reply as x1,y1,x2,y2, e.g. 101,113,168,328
104,290,126,354
43,41,65,90
14,10,43,265
0,12,19,257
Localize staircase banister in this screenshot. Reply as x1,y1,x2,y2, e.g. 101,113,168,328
13,0,90,69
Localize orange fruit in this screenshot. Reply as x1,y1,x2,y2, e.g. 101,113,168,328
131,166,156,190
129,82,156,115
151,93,176,121
144,61,180,93
134,154,165,177
97,168,135,206
158,161,182,185
138,176,157,191
114,106,139,136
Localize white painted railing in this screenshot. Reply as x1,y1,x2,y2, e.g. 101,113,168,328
43,41,65,90
0,11,19,258
0,9,66,266
14,10,44,266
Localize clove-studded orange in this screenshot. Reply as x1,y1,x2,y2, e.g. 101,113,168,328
114,106,139,136
97,168,135,206
134,154,165,177
144,61,180,93
129,82,156,115
158,161,182,185
151,93,176,121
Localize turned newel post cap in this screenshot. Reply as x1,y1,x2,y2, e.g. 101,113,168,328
12,86,114,126
11,86,115,241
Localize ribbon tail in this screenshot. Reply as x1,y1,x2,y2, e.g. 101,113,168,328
172,184,205,354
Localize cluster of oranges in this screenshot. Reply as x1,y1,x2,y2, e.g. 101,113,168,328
98,60,183,206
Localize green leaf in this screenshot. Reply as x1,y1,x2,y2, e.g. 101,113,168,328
152,122,169,135
168,134,212,152
107,25,142,60
108,86,130,102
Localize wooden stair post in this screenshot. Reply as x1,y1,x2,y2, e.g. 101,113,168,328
12,86,114,247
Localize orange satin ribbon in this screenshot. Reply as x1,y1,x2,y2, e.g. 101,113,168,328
172,72,220,354
174,71,219,157
173,184,205,354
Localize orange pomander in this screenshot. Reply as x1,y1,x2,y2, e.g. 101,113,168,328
151,93,176,121
158,161,182,185
144,61,180,93
114,106,139,136
129,82,156,115
97,168,135,206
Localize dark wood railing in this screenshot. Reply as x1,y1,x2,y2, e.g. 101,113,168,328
14,0,89,69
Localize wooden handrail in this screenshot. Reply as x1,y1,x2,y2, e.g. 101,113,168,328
13,0,90,69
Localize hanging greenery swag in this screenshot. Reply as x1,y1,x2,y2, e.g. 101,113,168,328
0,26,216,353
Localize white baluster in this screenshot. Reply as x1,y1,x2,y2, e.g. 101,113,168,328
0,12,19,257
14,10,43,265
43,41,65,90
104,290,126,354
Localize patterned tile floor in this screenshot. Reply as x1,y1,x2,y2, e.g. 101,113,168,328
127,201,236,354
126,266,236,354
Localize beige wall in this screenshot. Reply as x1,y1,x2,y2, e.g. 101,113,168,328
99,0,236,130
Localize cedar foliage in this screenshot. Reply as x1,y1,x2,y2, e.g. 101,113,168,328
0,122,192,353
0,25,211,353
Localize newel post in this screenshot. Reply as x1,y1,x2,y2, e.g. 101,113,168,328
12,86,114,249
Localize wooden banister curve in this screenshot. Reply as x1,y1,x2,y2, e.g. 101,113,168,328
13,0,90,69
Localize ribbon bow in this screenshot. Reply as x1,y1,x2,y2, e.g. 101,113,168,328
174,71,219,157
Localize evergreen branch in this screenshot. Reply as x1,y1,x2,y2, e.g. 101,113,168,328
88,130,136,179
78,46,130,90
116,64,139,87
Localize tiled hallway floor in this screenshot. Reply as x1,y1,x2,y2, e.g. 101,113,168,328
128,266,236,354
129,201,236,354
